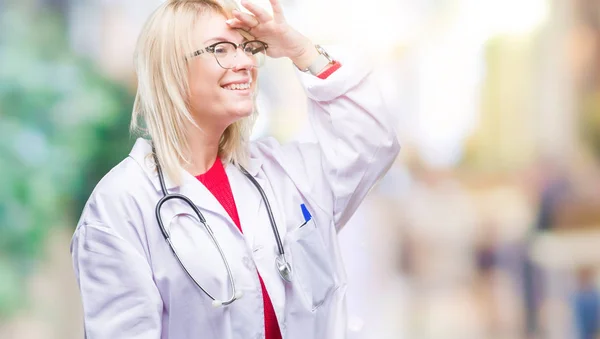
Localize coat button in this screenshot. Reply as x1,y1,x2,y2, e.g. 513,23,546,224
243,256,255,271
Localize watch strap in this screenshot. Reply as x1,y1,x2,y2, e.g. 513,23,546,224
316,60,342,79
296,45,335,75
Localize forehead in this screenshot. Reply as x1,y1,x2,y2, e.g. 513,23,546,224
192,11,244,44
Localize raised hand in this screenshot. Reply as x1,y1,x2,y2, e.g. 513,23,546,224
225,0,318,69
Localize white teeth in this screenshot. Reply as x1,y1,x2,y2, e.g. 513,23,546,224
223,83,251,90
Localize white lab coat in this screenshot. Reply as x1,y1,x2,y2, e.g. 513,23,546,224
71,50,400,339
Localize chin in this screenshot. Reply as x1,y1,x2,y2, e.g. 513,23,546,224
224,110,252,127
231,103,254,117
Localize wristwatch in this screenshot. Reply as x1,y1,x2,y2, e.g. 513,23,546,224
296,45,334,75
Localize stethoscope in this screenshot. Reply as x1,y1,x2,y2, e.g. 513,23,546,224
153,151,292,308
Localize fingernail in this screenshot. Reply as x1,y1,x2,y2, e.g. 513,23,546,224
226,19,234,24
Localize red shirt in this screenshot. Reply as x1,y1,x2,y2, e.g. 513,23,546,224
196,158,282,339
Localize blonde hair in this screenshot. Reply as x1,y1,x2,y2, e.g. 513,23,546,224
131,0,256,185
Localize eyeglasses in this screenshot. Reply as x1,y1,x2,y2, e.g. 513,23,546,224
192,40,268,69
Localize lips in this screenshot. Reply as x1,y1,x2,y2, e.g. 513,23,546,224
221,77,252,87
222,82,251,90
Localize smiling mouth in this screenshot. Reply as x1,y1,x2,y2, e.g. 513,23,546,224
222,83,251,90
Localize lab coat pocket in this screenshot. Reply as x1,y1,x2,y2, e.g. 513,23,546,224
287,219,336,311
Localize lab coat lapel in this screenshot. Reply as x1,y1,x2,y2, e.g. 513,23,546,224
225,162,262,248
227,159,290,325
226,159,289,255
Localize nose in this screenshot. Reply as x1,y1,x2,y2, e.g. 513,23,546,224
232,48,255,71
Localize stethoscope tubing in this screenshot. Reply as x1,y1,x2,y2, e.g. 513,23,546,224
155,161,238,305
152,150,291,306
239,167,286,257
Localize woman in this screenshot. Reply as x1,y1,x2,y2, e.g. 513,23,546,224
71,0,399,338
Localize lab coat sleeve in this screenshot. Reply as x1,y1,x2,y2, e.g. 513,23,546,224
71,222,162,338
274,49,400,230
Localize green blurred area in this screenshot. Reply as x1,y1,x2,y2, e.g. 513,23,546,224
0,6,134,318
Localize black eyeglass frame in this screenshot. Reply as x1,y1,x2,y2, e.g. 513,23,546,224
191,40,269,69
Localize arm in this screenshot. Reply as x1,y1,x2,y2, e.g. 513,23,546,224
287,51,400,230
71,223,163,338
226,0,399,230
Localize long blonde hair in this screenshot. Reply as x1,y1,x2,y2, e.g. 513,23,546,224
130,0,256,185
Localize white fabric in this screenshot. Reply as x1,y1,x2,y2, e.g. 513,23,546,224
71,49,400,339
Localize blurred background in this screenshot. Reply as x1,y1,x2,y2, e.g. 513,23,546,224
1,0,600,338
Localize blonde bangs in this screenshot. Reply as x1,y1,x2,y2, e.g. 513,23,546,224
131,0,256,185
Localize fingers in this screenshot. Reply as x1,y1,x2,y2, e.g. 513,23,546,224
225,18,250,30
225,16,258,40
239,0,272,23
231,9,259,29
268,0,285,23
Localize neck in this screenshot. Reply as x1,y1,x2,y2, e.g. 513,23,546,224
185,124,224,176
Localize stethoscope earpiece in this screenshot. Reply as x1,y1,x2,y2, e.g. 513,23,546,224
211,290,244,308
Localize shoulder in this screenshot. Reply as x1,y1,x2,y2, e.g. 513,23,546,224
249,136,282,161
77,154,152,231
248,136,317,177
249,136,320,168
248,136,328,203
98,156,149,194
72,153,156,260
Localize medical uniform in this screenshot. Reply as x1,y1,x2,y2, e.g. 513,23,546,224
71,50,400,339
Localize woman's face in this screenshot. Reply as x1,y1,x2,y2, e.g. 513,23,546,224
187,12,258,131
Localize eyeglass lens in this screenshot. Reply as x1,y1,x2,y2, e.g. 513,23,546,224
213,41,266,69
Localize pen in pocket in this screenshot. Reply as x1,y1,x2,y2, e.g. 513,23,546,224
299,203,312,228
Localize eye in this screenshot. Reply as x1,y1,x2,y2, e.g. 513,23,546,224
244,41,266,55
213,45,229,55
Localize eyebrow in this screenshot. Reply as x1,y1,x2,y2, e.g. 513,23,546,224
203,36,249,45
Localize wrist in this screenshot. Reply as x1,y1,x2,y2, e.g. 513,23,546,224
290,42,319,71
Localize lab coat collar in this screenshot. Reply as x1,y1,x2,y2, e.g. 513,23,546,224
128,138,266,244
243,147,263,177
128,138,175,191
128,138,263,192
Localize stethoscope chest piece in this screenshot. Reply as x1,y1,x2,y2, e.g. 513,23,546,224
275,254,292,282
